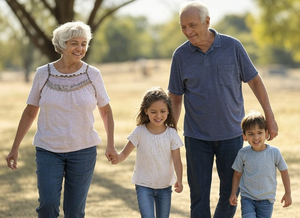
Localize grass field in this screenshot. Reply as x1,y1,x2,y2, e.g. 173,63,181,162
1,59,299,217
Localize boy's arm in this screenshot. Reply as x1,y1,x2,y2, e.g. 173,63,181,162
172,148,183,193
280,169,292,207
229,170,242,206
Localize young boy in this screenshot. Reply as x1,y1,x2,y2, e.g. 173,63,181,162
229,111,292,218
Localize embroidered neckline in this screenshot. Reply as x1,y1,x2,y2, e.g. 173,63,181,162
39,63,97,98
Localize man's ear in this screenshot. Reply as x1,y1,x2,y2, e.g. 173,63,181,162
206,16,210,26
242,134,247,141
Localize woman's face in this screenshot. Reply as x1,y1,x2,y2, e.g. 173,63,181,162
62,37,87,62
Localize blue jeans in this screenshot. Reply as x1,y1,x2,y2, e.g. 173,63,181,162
135,185,172,218
35,146,97,218
185,136,243,218
241,196,273,218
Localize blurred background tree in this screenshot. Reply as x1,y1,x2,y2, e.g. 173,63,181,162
1,0,300,82
248,0,300,66
2,0,136,81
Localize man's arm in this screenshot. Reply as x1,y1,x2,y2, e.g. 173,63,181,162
247,75,278,140
168,92,183,124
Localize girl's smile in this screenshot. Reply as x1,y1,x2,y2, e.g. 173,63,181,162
145,100,169,134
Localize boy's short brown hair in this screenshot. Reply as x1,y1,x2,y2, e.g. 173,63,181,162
241,111,267,134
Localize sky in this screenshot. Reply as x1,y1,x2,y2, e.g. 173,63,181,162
0,0,257,27
117,0,257,25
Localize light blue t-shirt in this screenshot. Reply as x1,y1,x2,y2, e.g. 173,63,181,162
232,144,288,203
168,29,258,141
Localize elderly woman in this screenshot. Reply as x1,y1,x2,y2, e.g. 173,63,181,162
6,21,117,218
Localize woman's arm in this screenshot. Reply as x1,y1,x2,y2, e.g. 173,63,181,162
6,104,39,170
98,103,117,163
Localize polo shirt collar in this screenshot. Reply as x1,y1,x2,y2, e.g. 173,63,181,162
188,28,221,53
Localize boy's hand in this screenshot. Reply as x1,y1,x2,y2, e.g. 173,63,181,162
281,193,292,207
229,194,238,206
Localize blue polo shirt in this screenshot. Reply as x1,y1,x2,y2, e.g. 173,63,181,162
168,29,258,141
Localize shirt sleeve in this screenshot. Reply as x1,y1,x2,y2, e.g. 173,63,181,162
127,126,141,147
88,66,110,107
170,128,184,150
26,66,49,106
235,40,258,83
274,147,288,171
168,55,184,96
231,151,244,172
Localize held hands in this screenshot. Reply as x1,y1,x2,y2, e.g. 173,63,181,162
105,145,118,164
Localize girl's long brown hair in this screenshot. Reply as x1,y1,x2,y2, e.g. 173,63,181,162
136,87,177,130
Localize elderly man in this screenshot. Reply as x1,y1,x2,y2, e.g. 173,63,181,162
168,1,278,217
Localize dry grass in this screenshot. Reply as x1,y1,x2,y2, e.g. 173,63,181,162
0,59,299,217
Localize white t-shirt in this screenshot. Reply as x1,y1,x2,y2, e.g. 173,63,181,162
27,62,110,153
232,144,288,203
128,125,184,189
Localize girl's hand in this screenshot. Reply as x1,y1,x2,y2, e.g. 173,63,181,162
109,154,119,164
6,150,18,170
174,182,183,193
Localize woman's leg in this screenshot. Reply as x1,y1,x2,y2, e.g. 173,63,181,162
63,146,97,218
35,147,65,218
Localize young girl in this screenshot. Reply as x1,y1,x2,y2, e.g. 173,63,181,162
112,87,183,217
229,111,292,218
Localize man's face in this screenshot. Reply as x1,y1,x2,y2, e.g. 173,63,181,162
180,8,209,47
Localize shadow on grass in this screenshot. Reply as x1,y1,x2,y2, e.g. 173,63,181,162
1,139,189,217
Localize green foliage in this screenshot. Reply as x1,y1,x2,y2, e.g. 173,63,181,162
250,0,300,64
212,14,259,63
154,14,186,58
90,15,156,62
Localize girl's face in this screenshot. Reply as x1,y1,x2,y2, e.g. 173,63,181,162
243,124,268,151
144,100,169,129
63,37,87,62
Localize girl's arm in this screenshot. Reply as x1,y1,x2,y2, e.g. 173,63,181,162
98,103,117,164
6,104,39,170
172,148,183,193
280,169,292,207
229,170,242,206
114,141,135,164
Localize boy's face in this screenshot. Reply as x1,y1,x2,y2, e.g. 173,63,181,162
243,124,268,151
